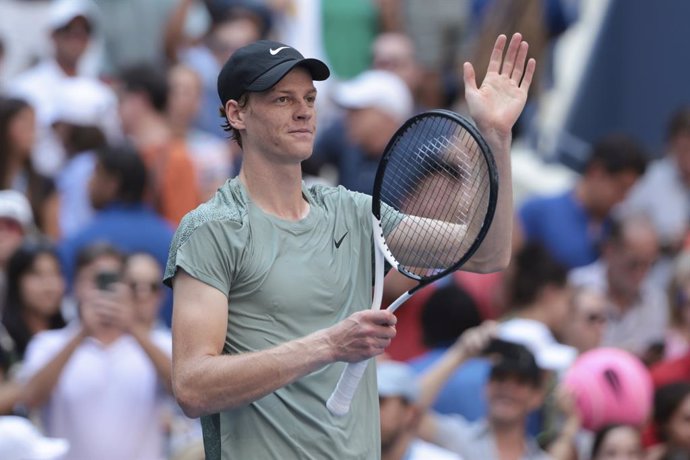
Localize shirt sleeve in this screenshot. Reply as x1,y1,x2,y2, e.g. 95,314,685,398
173,219,245,296
17,330,73,383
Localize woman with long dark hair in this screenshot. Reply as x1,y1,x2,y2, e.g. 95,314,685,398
0,97,59,238
1,241,66,359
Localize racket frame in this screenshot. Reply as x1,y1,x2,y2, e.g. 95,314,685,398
327,109,500,416
372,109,499,286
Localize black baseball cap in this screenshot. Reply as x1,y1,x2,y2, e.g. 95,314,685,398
217,40,330,106
488,341,543,386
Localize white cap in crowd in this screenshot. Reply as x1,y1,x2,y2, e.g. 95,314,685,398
48,77,122,142
376,360,420,403
498,319,578,374
0,416,69,460
0,190,34,232
332,70,413,122
48,0,98,31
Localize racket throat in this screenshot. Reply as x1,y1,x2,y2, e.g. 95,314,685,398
387,291,413,314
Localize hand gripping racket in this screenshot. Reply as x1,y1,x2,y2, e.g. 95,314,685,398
326,109,499,416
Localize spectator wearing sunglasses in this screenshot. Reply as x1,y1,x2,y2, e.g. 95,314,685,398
560,286,608,354
122,252,165,332
569,214,666,363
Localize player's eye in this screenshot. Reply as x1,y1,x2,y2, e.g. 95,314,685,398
276,96,289,103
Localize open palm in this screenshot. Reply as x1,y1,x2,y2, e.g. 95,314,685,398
464,33,536,137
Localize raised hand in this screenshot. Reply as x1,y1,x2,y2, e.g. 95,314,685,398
463,33,536,138
452,320,497,360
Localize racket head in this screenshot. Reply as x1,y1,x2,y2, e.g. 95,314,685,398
372,109,498,283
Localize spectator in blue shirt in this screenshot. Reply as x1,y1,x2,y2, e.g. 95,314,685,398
58,143,174,326
518,135,648,269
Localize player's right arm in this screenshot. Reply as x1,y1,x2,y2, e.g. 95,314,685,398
171,270,397,418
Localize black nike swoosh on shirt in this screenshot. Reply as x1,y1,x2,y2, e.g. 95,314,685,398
334,232,349,249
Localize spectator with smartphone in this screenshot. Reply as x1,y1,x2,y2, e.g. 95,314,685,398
18,242,173,460
416,327,556,460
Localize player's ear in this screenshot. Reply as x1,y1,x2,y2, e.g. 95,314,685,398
225,99,246,130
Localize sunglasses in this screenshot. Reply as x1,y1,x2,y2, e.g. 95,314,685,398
128,281,161,295
584,312,607,324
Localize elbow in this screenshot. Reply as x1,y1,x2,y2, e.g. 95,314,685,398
173,374,208,418
484,252,512,273
466,250,511,274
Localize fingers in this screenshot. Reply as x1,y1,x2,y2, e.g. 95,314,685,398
485,32,535,90
500,33,522,77
521,58,537,89
511,41,529,83
486,34,508,75
332,310,398,362
463,62,479,96
457,320,497,357
366,309,397,327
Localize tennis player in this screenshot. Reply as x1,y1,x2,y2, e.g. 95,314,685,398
164,33,535,459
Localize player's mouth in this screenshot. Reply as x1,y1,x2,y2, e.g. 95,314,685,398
289,129,314,139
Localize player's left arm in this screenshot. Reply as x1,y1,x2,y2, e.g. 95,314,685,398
461,33,536,273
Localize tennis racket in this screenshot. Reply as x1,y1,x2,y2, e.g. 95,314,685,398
326,109,499,416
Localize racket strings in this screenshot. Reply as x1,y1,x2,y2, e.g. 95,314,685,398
379,117,492,278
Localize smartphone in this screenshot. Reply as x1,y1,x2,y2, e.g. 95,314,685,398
95,271,120,291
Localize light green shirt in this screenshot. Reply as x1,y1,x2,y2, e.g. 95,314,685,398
165,178,380,460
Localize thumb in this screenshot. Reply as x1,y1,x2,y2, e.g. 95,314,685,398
463,62,478,93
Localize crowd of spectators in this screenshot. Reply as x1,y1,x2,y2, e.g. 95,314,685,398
0,0,688,459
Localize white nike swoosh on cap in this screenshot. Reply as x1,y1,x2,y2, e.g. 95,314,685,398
269,46,290,55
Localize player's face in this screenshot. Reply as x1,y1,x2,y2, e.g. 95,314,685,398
241,67,317,164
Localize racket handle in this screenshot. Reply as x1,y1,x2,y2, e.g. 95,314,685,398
326,360,369,416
